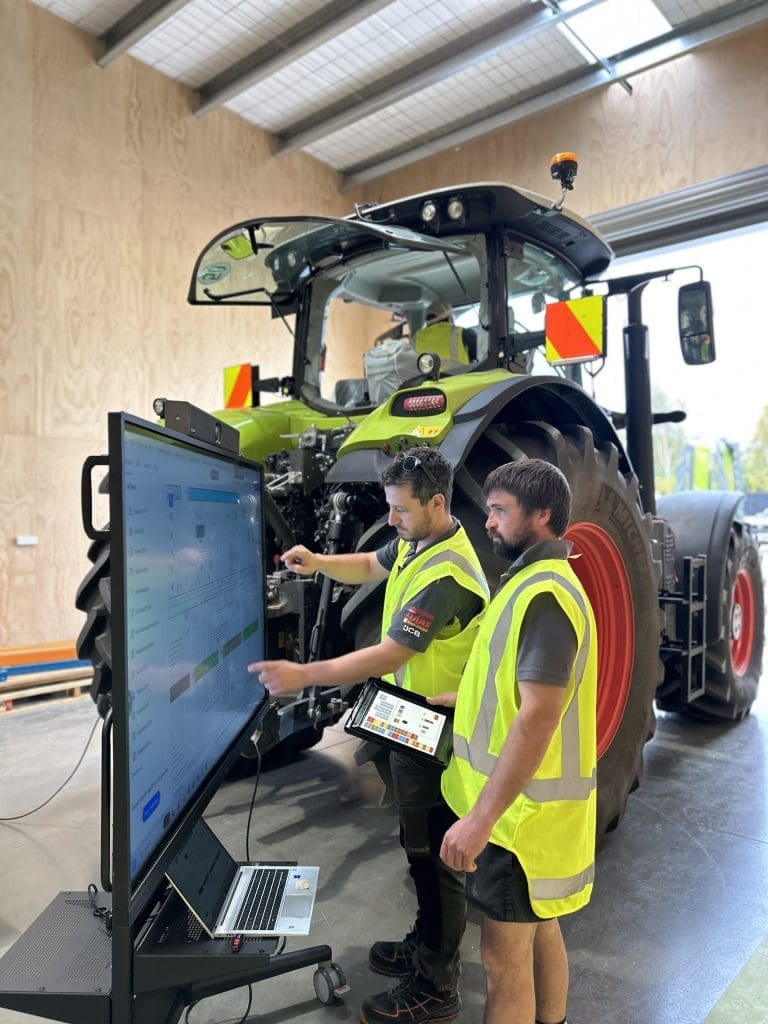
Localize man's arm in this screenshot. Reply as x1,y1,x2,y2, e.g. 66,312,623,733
439,680,565,871
282,544,389,585
249,635,415,695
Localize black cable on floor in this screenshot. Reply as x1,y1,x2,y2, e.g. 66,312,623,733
0,713,100,821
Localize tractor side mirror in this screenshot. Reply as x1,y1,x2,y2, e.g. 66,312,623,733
678,281,715,365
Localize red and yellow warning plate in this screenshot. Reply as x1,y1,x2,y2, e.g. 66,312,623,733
223,363,253,408
545,295,605,365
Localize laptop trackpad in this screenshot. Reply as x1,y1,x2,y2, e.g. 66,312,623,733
282,894,314,919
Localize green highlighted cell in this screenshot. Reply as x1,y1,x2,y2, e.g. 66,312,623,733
194,651,219,681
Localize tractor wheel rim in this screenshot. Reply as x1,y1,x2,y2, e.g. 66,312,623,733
730,568,755,676
565,521,635,759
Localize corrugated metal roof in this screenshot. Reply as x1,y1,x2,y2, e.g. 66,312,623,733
30,0,768,187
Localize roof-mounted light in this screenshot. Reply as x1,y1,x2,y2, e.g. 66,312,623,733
446,197,465,221
420,200,439,224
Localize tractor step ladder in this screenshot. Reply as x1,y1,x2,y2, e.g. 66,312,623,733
659,555,707,702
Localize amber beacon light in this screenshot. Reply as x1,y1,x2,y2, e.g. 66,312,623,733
550,152,579,191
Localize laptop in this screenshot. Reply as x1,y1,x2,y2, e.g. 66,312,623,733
165,818,319,938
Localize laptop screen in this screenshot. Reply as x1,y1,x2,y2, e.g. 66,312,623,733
115,417,268,896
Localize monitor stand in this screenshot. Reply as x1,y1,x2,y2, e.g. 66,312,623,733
0,884,343,1024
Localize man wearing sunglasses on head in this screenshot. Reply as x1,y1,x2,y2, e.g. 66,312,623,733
249,445,489,1024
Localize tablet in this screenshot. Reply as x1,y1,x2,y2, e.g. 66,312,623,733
344,678,453,766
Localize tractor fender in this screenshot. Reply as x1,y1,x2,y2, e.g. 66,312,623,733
439,375,627,472
326,375,629,484
657,490,745,644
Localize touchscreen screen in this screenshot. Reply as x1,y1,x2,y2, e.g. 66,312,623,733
362,688,447,756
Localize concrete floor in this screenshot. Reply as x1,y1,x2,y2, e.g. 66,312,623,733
1,658,767,1024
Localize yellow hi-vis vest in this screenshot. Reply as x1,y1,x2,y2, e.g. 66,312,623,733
412,322,470,370
442,557,598,918
381,524,490,699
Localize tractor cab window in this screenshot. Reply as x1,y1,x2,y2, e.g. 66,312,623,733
303,234,488,409
506,242,579,372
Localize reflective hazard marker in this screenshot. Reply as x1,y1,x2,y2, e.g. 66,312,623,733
545,295,605,365
224,363,253,408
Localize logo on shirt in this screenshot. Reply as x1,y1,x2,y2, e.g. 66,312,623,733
402,606,435,639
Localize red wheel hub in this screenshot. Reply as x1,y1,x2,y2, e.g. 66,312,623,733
564,521,635,758
730,568,756,676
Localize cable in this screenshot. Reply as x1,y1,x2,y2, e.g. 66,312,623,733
0,713,100,821
244,744,262,863
183,984,253,1024
87,882,112,934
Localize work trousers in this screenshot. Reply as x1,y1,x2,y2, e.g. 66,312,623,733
389,750,466,991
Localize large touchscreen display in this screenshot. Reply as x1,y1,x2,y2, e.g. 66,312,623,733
121,421,267,885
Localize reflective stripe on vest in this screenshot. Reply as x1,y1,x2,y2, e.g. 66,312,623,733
532,864,595,902
451,569,594,802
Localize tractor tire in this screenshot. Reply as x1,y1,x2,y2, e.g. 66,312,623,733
657,523,764,720
75,536,113,718
450,420,662,836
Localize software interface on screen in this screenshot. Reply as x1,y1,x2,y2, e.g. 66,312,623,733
123,423,267,884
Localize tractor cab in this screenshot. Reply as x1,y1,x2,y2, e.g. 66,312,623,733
189,183,612,416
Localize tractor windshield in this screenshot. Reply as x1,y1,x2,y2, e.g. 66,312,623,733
298,233,488,411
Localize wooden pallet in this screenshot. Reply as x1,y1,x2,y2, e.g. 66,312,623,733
0,667,93,711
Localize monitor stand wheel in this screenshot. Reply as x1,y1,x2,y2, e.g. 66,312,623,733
313,961,349,1005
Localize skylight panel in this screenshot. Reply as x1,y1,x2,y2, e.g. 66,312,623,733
560,0,672,62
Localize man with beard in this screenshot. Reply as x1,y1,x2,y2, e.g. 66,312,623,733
430,458,598,1024
249,446,489,1024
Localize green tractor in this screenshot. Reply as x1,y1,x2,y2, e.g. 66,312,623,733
78,159,764,836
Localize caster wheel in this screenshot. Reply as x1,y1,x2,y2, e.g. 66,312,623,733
313,962,349,1004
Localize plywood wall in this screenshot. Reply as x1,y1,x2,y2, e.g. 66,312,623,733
1,0,766,650
358,23,768,219
0,0,347,647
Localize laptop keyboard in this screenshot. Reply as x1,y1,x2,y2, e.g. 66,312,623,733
233,868,290,932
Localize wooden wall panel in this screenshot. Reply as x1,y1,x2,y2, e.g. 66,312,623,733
0,193,35,438
0,0,346,647
0,0,34,198
3,0,767,649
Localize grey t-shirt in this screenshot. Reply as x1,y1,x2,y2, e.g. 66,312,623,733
376,530,485,654
516,592,578,687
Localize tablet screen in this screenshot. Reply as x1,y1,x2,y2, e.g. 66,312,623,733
361,687,448,757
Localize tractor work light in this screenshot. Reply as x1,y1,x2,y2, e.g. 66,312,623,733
446,197,465,221
420,200,438,224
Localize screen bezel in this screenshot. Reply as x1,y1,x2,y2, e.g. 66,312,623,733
108,411,270,928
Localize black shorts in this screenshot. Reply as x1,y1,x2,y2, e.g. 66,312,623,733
466,840,544,923
431,805,544,924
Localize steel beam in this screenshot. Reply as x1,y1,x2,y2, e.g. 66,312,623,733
340,0,768,190
98,0,189,68
274,0,608,156
195,0,395,116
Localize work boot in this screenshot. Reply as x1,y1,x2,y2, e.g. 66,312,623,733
368,925,420,977
359,973,461,1024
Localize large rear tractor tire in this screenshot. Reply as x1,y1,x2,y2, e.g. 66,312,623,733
657,523,764,720
451,420,662,836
